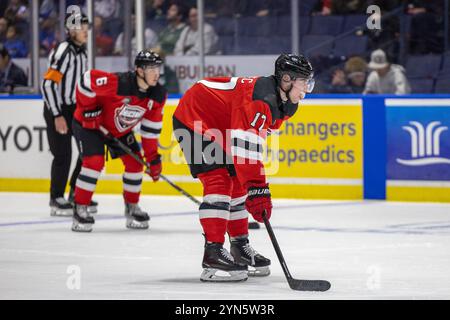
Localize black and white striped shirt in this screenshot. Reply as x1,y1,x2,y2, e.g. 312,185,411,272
41,39,88,117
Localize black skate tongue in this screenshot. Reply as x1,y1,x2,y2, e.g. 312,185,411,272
289,279,331,292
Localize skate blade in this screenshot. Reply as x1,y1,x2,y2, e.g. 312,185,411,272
200,268,248,282
71,223,93,232
50,208,73,217
87,206,98,214
126,219,149,230
248,266,270,277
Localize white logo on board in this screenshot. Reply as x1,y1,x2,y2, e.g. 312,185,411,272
397,121,450,166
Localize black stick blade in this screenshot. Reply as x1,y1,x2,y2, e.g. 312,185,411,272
289,279,331,292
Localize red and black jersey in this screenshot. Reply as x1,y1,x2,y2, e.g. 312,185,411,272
173,76,290,189
75,70,167,160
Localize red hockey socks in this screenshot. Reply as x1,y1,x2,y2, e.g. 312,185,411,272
74,155,104,205
227,176,249,238
198,168,232,243
120,153,144,204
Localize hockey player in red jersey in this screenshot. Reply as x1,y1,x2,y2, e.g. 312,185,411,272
71,50,167,232
173,54,315,282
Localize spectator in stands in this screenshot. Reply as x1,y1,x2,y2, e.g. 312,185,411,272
330,0,366,15
204,1,239,18
0,2,8,18
40,0,57,20
151,46,179,94
269,0,291,17
364,49,411,94
94,0,119,20
323,66,353,93
344,56,368,94
174,6,218,56
364,1,400,63
368,0,402,12
237,0,271,17
0,43,28,93
0,17,9,42
312,0,332,16
3,24,27,58
407,0,444,54
114,15,159,57
4,0,29,24
313,0,368,15
158,3,186,55
147,0,170,21
40,17,57,56
94,16,114,56
236,0,290,17
67,0,85,7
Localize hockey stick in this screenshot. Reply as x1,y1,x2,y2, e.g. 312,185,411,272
99,126,201,205
262,211,331,292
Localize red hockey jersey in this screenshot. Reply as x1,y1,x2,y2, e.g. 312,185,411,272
174,76,289,189
75,70,167,160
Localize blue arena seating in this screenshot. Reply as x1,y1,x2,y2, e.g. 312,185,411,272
300,0,319,16
435,75,450,93
406,54,442,79
439,52,450,77
218,36,235,55
209,17,235,36
301,34,334,57
409,78,435,93
238,16,272,37
342,15,367,34
275,16,310,37
333,35,368,57
309,15,344,35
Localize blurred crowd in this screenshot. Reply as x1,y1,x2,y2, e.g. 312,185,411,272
0,0,449,94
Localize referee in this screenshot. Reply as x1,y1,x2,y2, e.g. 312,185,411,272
42,12,97,216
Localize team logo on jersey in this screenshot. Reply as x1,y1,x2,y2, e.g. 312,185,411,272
114,103,146,133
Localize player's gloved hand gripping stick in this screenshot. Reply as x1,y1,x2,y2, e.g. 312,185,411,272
262,210,331,291
99,125,201,206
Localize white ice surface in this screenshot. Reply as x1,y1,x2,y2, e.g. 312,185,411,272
0,192,449,300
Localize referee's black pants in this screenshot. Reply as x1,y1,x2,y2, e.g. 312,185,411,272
43,104,82,200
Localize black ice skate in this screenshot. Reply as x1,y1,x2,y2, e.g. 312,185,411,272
230,236,271,277
72,204,95,232
50,197,73,217
200,242,248,282
68,189,98,214
125,203,150,229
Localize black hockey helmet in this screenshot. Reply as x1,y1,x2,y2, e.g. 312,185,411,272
275,53,315,92
135,49,163,69
64,12,89,32
275,53,314,80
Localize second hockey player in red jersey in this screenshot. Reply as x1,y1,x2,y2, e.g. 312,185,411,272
173,54,315,282
71,50,167,232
